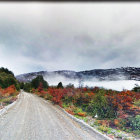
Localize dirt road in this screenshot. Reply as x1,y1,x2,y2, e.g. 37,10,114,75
0,91,96,140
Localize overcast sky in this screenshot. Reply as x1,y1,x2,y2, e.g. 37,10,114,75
0,2,140,75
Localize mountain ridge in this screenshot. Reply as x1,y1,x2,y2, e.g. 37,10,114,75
16,67,140,83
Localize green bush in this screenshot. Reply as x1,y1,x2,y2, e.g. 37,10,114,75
133,130,140,135
73,107,84,114
134,99,140,107
63,95,73,105
87,89,116,119
44,93,53,100
132,85,140,92
128,115,140,130
98,125,108,132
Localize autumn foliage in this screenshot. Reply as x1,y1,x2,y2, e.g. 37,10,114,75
0,85,17,97
33,86,140,118
77,112,86,117
0,85,19,107
28,83,140,137
31,85,140,134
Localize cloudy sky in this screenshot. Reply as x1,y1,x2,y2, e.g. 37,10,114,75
0,2,140,75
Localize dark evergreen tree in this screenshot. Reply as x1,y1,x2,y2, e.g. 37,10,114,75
31,75,49,89
0,67,14,76
57,82,63,88
23,83,32,92
19,82,24,89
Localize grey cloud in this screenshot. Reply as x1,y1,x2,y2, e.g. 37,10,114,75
0,3,140,74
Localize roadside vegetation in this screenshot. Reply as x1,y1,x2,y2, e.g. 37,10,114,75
0,67,20,108
22,75,140,139
1,67,139,139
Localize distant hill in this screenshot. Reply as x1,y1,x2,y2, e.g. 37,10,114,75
16,67,140,83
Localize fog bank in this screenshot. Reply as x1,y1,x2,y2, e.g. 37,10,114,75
44,75,140,91
83,80,140,91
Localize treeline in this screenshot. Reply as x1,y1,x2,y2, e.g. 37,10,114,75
20,75,64,92
0,67,20,90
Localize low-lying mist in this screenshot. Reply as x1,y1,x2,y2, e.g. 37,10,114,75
44,75,140,91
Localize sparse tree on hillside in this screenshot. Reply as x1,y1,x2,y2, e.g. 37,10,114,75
78,78,84,88
66,83,74,88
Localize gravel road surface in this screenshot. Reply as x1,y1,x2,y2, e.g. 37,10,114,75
0,91,96,140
